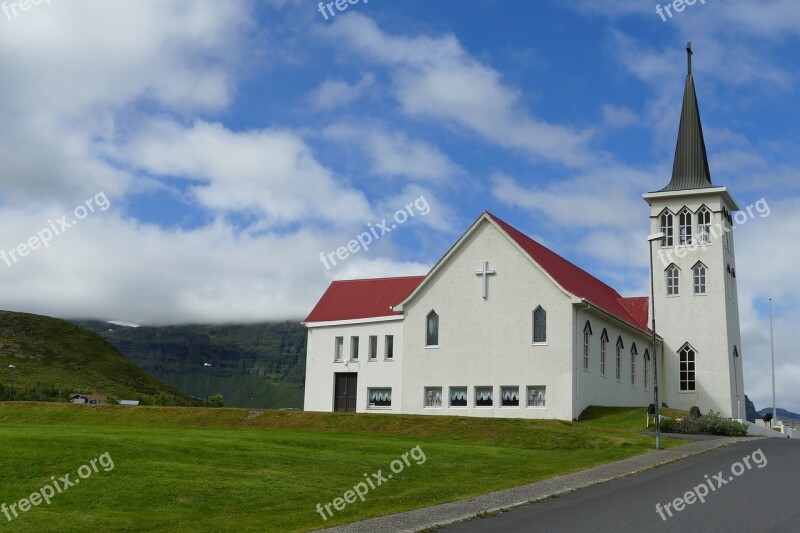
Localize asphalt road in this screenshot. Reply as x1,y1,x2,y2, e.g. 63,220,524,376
446,439,800,533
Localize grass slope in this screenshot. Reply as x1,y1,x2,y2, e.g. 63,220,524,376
0,403,682,532
0,311,191,403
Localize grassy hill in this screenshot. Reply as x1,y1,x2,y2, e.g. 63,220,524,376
73,320,306,409
0,403,681,532
0,311,192,404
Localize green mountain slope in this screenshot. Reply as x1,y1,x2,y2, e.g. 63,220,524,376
0,311,191,403
73,321,307,409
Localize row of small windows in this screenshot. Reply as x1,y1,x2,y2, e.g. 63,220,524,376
582,322,650,389
665,263,707,296
660,207,715,247
334,335,394,361
426,307,547,347
367,386,548,409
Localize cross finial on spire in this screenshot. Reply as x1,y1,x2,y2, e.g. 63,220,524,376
686,41,693,75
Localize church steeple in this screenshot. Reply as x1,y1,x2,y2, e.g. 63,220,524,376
660,42,713,192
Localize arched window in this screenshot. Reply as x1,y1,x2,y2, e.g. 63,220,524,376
666,264,680,296
733,346,739,396
697,207,711,244
426,310,439,347
693,262,707,295
600,329,608,375
533,306,547,343
643,349,650,391
615,337,624,381
660,210,674,246
679,344,696,391
630,343,638,385
583,321,592,371
679,208,693,245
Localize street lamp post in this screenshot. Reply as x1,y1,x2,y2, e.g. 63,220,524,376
204,363,212,404
8,365,16,401
648,232,665,450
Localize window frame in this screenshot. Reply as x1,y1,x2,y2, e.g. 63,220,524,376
334,336,344,361
679,208,693,245
424,387,443,408
697,207,711,245
600,329,608,376
660,210,674,247
583,321,592,371
475,386,494,408
630,343,637,386
666,264,680,297
350,336,359,360
533,306,547,344
615,337,624,381
693,262,707,295
426,310,439,347
449,386,468,408
385,335,394,360
500,386,520,408
367,387,392,409
679,344,697,392
368,335,378,360
526,386,547,408
643,349,650,391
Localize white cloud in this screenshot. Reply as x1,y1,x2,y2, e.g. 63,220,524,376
308,73,375,110
327,15,599,168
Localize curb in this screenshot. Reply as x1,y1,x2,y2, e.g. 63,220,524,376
320,436,757,532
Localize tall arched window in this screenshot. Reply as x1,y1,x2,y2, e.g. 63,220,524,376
630,343,637,385
643,349,650,391
679,208,693,245
666,264,680,296
600,329,608,375
733,346,739,396
533,306,547,343
679,344,696,391
426,310,439,347
583,321,592,371
697,207,711,244
660,210,674,246
693,262,707,295
615,337,624,381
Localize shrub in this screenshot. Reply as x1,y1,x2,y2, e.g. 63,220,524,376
659,411,747,437
689,406,702,418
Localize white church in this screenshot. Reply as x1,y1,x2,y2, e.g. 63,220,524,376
303,46,745,421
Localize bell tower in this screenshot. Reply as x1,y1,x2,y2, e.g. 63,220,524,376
643,43,745,418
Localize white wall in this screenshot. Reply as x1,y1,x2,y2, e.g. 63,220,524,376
304,319,404,413
646,189,743,417
400,221,575,420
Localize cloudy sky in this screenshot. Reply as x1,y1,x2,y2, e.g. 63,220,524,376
1,0,798,411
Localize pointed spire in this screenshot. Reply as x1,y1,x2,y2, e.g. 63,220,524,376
660,42,713,192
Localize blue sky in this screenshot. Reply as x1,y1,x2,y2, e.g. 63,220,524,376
0,0,798,410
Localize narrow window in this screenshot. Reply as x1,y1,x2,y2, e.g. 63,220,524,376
583,321,592,371
615,337,624,381
533,306,547,343
449,386,467,407
385,335,394,359
367,387,391,408
426,311,439,346
334,337,343,361
630,343,637,386
693,263,707,295
501,386,520,407
666,264,680,296
600,329,608,375
679,208,693,245
644,350,650,391
660,211,674,246
697,208,711,244
679,345,696,391
475,386,493,407
368,336,378,359
424,387,442,408
527,386,546,407
350,336,359,360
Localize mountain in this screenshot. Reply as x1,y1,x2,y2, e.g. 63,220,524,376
756,407,800,422
73,320,307,409
0,311,191,403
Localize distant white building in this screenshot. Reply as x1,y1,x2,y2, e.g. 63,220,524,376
303,46,744,420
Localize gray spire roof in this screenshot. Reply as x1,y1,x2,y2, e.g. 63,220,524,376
660,43,713,192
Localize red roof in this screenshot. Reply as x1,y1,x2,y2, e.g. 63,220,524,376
487,213,650,333
304,276,425,323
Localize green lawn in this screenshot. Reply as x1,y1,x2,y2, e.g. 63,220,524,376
0,403,682,532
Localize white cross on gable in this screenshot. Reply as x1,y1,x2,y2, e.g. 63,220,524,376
474,261,496,299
